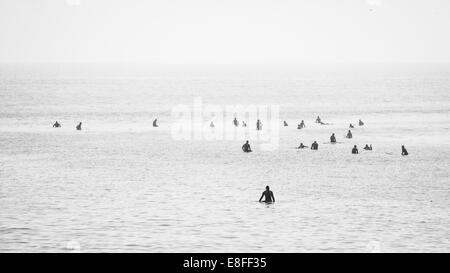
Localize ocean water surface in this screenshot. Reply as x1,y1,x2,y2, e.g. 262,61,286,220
0,64,449,252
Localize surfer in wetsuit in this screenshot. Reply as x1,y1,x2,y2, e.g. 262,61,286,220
352,145,359,154
53,121,61,128
283,121,288,127
349,123,354,128
402,145,408,156
76,122,82,131
259,186,275,203
359,119,364,126
346,130,353,139
316,116,321,124
364,144,370,150
242,140,252,153
311,141,319,150
330,133,336,143
242,121,247,127
297,143,308,149
256,120,262,130
299,120,305,128
233,117,239,127
153,119,159,127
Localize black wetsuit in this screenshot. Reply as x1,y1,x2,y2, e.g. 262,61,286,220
402,147,408,156
330,135,336,143
259,190,275,203
242,143,252,153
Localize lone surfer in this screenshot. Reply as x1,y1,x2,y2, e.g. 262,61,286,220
53,121,61,128
402,145,408,156
352,145,359,154
283,121,288,127
359,119,364,126
76,122,82,131
153,119,159,127
242,140,252,153
259,186,275,203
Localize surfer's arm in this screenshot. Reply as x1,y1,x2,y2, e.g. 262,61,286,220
259,193,264,202
271,193,275,202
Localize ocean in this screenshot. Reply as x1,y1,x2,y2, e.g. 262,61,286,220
0,63,449,252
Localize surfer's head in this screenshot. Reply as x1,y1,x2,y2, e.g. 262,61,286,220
266,186,269,190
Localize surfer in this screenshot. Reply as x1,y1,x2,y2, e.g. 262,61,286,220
330,133,336,143
233,117,239,127
242,140,252,153
242,121,247,127
316,116,322,124
364,144,370,150
349,123,354,128
402,145,408,156
210,121,215,128
283,121,288,127
153,119,159,127
299,120,305,128
346,130,353,139
76,122,82,131
256,120,262,130
359,119,364,126
259,186,275,203
53,121,61,128
297,143,308,149
352,145,359,154
311,141,319,150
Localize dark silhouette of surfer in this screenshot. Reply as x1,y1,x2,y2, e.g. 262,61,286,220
299,120,305,129
153,119,159,127
352,145,359,154
259,186,275,203
53,121,61,128
256,120,262,130
402,145,408,156
330,133,336,143
242,140,252,153
346,130,353,139
283,121,288,127
311,141,319,150
233,117,239,127
316,116,322,124
297,143,308,149
76,122,82,131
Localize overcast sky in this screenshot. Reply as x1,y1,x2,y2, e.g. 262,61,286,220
0,0,449,64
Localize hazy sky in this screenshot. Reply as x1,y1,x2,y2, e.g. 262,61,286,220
0,0,449,64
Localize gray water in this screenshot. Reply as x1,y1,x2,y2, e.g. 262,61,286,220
0,63,449,252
